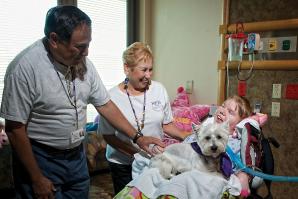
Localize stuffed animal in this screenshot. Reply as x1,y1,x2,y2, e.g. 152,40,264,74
171,86,210,132
162,87,210,146
171,86,190,107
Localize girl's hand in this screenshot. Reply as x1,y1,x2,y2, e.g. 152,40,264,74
237,172,251,197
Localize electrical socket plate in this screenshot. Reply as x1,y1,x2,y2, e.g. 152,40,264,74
186,80,193,94
209,104,218,116
254,102,262,113
272,84,281,98
271,102,280,117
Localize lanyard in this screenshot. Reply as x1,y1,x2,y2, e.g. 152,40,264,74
125,88,146,132
43,38,79,129
56,70,79,130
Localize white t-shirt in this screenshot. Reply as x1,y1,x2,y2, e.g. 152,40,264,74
0,39,110,149
99,81,173,164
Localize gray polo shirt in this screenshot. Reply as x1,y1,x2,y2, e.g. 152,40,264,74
0,39,110,149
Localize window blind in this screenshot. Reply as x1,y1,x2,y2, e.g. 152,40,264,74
0,0,126,123
78,0,127,122
0,0,57,108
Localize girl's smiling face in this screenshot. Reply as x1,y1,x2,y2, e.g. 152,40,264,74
214,99,242,133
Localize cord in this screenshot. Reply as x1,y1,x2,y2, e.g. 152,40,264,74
237,53,254,81
226,146,298,182
226,60,230,98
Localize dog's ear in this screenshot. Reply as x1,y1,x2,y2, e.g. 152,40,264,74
191,122,201,133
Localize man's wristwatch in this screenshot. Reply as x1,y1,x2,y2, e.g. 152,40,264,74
132,131,143,143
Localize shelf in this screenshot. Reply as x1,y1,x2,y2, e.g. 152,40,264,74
217,0,298,104
219,18,298,34
218,60,298,70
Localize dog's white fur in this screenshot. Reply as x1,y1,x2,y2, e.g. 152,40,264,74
149,121,230,179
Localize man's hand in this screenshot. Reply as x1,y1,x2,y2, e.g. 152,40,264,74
32,175,56,199
5,120,56,199
136,136,165,156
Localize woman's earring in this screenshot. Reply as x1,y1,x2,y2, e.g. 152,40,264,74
124,77,129,89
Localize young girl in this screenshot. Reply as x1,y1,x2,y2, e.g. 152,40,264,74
153,95,253,194
115,95,257,199
207,95,253,197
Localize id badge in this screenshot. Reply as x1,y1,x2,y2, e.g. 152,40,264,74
70,128,85,144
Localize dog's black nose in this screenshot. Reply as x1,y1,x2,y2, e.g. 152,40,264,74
211,145,218,152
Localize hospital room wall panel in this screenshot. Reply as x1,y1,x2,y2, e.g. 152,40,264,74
228,0,298,198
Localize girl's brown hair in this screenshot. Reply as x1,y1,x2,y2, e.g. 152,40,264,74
227,95,252,119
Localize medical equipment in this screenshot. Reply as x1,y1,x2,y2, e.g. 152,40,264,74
226,146,298,182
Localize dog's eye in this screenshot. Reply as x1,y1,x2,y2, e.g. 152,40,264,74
205,136,211,140
216,135,222,139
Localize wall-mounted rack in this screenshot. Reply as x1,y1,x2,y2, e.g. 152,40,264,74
219,18,298,34
218,60,298,70
218,0,298,104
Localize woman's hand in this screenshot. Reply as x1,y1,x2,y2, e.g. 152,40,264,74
136,136,165,156
150,144,165,155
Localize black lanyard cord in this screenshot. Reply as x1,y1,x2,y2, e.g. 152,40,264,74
56,70,79,130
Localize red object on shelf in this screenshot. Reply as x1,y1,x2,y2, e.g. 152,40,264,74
238,81,246,96
285,84,298,100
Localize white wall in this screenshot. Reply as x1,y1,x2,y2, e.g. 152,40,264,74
147,0,222,104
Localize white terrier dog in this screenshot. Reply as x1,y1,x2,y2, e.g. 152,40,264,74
149,121,230,179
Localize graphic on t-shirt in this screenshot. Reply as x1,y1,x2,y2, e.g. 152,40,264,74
151,100,162,111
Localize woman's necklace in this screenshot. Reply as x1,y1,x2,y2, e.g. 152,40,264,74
125,84,146,132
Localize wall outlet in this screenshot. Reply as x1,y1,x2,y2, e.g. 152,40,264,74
254,102,262,113
186,80,194,94
272,84,282,98
271,102,280,117
209,104,218,117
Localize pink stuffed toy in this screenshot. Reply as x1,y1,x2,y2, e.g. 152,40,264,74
171,86,190,108
171,86,210,132
162,87,210,146
171,86,196,132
